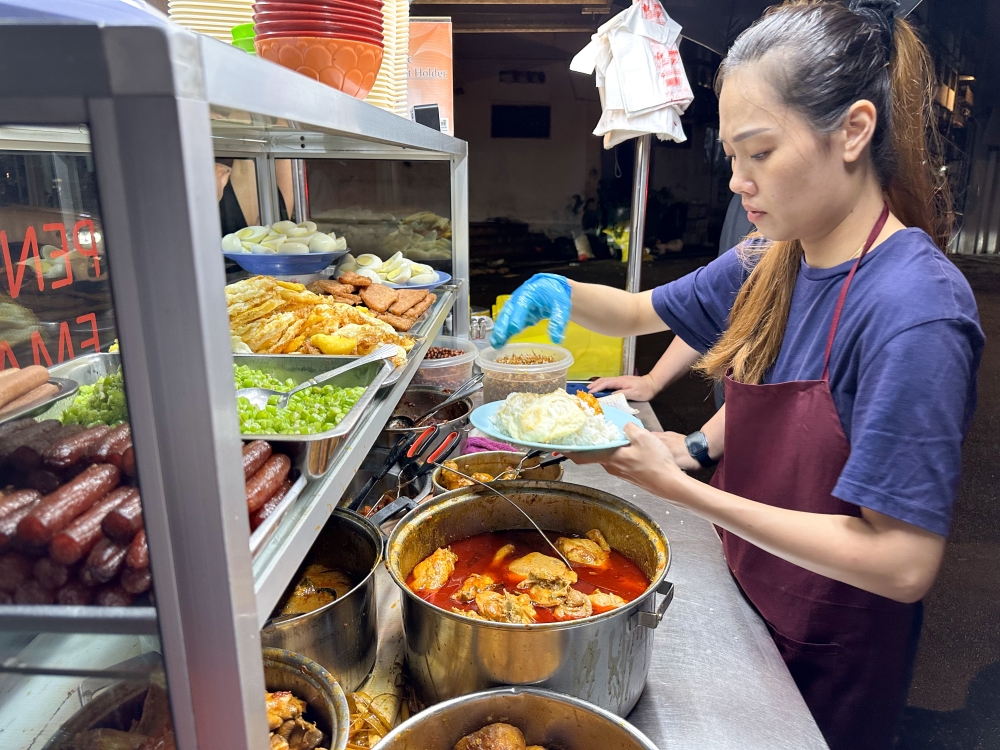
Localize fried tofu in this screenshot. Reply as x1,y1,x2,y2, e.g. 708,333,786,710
377,313,416,332
307,280,355,296
405,293,436,319
337,271,373,288
359,284,399,313
388,288,429,316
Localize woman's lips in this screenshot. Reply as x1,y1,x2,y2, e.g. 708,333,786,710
746,208,766,223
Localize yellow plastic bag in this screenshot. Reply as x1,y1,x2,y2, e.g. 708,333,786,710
492,295,622,379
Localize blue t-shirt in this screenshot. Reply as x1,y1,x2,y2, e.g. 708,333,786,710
651,228,984,537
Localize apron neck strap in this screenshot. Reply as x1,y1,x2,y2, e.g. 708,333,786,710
821,201,890,381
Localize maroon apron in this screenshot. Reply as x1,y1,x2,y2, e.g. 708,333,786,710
711,204,921,750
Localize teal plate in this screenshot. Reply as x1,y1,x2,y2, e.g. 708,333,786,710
469,401,642,452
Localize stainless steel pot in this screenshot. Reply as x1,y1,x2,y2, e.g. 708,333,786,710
378,385,473,454
262,647,350,750
385,481,673,716
261,510,381,693
431,450,564,494
377,687,658,750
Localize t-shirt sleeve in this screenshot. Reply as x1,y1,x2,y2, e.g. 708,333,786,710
833,318,979,537
650,248,747,354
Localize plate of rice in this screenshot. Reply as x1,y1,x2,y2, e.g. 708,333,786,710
469,389,642,451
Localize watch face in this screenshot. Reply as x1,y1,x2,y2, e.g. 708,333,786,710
686,432,708,457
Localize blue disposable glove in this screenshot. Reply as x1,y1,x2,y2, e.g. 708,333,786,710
491,273,572,348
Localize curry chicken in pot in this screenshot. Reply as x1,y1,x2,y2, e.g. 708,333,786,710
406,528,649,624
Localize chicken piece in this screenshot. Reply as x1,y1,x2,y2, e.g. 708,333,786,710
555,534,609,569
271,736,291,750
589,589,627,613
527,746,547,750
410,547,458,591
454,723,527,750
277,717,325,750
440,460,475,491
586,528,611,551
266,691,306,730
475,590,537,624
452,606,486,620
492,543,516,566
451,573,496,602
471,472,495,484
508,552,578,607
553,588,593,621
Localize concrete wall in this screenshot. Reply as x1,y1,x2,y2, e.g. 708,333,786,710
453,34,603,237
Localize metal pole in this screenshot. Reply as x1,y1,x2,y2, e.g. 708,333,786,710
622,133,651,377
291,158,309,222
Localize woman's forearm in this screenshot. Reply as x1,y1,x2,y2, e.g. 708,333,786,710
669,473,944,602
566,282,668,337
700,404,725,459
647,336,701,392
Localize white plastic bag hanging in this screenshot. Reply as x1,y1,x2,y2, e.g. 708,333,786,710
570,0,692,149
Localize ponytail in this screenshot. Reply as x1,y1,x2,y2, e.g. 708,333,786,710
697,1,950,384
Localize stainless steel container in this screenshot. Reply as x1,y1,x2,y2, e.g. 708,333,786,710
431,450,564,494
261,510,382,692
378,385,473,455
377,687,658,750
234,354,392,478
386,481,673,716
262,647,350,750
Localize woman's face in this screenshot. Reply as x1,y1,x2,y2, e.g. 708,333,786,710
719,64,861,245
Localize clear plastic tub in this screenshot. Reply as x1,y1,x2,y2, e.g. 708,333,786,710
412,336,479,390
477,343,574,404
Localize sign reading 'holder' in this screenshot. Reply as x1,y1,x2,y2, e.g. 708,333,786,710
407,18,454,136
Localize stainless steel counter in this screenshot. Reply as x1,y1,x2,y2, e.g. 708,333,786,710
580,402,827,749
360,401,829,749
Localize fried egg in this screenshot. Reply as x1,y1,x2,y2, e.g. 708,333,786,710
494,390,588,443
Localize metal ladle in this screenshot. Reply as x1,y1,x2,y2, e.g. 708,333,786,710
429,460,574,570
388,371,484,429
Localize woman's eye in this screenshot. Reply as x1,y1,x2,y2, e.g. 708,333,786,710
724,154,735,166
750,151,770,161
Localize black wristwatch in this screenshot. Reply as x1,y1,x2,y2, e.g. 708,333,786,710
685,431,718,468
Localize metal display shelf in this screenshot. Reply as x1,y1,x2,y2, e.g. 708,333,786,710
252,287,456,625
0,7,470,749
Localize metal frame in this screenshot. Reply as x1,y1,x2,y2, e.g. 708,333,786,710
0,16,469,750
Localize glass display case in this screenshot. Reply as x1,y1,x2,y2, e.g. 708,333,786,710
0,6,468,749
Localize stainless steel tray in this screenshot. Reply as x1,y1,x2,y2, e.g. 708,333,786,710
250,473,308,558
39,352,122,421
0,376,78,425
234,354,393,479
244,337,424,388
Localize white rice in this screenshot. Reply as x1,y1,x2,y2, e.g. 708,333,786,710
492,399,622,446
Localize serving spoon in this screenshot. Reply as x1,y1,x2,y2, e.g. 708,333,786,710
387,371,484,429
236,343,398,410
428,460,574,570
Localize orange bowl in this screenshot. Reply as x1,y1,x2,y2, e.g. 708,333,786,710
255,35,384,99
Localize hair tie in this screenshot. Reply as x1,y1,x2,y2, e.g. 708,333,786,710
849,0,898,54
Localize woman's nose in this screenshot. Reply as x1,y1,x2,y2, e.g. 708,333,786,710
729,168,754,198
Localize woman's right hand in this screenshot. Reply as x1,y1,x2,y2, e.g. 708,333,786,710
587,374,659,402
491,274,572,348
654,431,702,471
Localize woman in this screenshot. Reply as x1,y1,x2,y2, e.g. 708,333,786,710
491,2,984,748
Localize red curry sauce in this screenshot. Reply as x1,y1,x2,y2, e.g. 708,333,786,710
406,530,650,623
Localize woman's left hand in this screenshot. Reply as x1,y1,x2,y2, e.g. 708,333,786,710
572,422,689,499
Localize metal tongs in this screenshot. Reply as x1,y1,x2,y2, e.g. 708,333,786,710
427,460,574,569
507,448,569,479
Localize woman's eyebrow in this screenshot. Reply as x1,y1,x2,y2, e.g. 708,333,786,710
720,127,773,144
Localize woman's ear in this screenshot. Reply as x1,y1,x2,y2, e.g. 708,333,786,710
841,99,878,164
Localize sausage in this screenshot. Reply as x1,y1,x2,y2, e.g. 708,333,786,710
0,551,34,592
245,454,291,513
92,424,131,467
120,444,136,477
14,579,55,604
0,492,41,549
0,488,42,520
0,418,36,443
33,556,72,590
22,469,62,494
102,492,144,544
242,440,272,480
43,425,111,470
125,528,148,570
49,487,136,565
56,581,94,605
249,478,293,531
81,537,128,585
0,382,60,416
0,366,50,410
17,464,121,545
120,566,152,595
95,585,134,607
6,424,84,473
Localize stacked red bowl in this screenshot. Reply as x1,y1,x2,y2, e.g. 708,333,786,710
253,0,385,99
